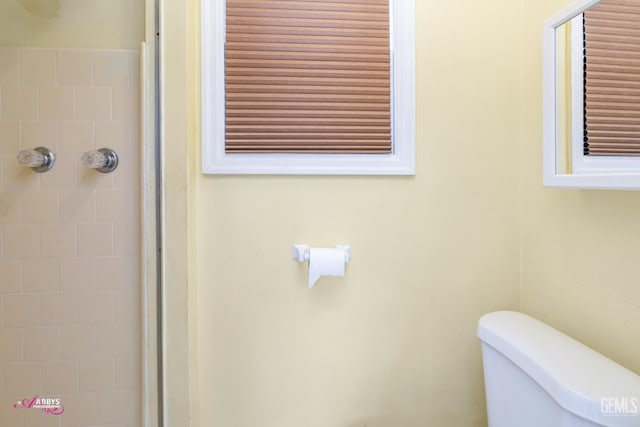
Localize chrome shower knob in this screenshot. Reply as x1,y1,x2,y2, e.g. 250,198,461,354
16,147,55,172
81,148,118,173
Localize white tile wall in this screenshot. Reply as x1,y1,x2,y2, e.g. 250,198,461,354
0,47,140,427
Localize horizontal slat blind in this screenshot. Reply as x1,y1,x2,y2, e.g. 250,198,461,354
584,0,640,156
225,0,391,153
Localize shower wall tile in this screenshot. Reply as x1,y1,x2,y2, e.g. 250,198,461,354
96,189,135,222
2,157,40,190
42,360,79,394
96,324,136,357
0,329,23,361
1,86,38,120
59,190,96,223
0,48,20,85
77,291,113,324
113,290,137,323
41,224,77,257
128,53,140,88
0,48,140,427
59,326,96,360
95,257,135,289
93,52,130,87
0,121,20,154
22,191,59,223
97,389,136,424
113,223,138,257
0,191,21,223
40,155,77,189
61,392,98,427
58,121,93,153
22,258,59,292
76,87,112,121
0,370,3,405
114,357,137,390
20,50,56,86
3,224,40,258
29,408,64,427
4,362,41,396
78,359,114,392
56,51,93,87
41,293,77,326
21,121,58,151
0,260,22,293
95,122,136,157
23,327,59,361
77,166,113,188
112,156,138,189
24,406,63,427
0,398,25,425
39,87,75,120
5,294,41,327
59,258,93,291
112,87,138,121
77,224,113,256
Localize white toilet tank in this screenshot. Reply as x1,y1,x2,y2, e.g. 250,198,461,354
477,311,640,427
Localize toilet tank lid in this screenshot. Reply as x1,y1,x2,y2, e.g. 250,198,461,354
477,311,640,427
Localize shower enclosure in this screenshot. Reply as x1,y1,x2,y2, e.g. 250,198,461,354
0,1,158,426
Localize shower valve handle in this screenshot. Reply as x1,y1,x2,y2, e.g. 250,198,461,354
16,147,55,173
81,148,118,173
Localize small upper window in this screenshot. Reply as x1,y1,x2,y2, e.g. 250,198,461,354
543,0,640,189
201,0,415,175
572,0,640,173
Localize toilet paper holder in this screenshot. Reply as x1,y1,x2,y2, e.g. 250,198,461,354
292,245,351,263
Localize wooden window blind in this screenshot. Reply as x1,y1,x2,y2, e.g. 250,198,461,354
583,0,640,156
224,0,391,154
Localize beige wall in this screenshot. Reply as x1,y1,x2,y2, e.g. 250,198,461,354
0,0,143,49
521,0,640,374
187,1,523,426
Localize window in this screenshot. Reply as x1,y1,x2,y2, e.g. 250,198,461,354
201,0,415,175
543,0,640,189
571,0,640,173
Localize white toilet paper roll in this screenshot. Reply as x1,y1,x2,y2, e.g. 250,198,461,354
308,247,346,288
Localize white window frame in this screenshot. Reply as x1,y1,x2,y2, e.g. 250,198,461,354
543,0,640,190
201,0,415,175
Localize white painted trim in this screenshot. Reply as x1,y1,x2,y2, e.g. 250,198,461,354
159,0,193,424
570,14,584,173
140,40,160,427
543,0,640,189
542,172,640,190
201,0,415,175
